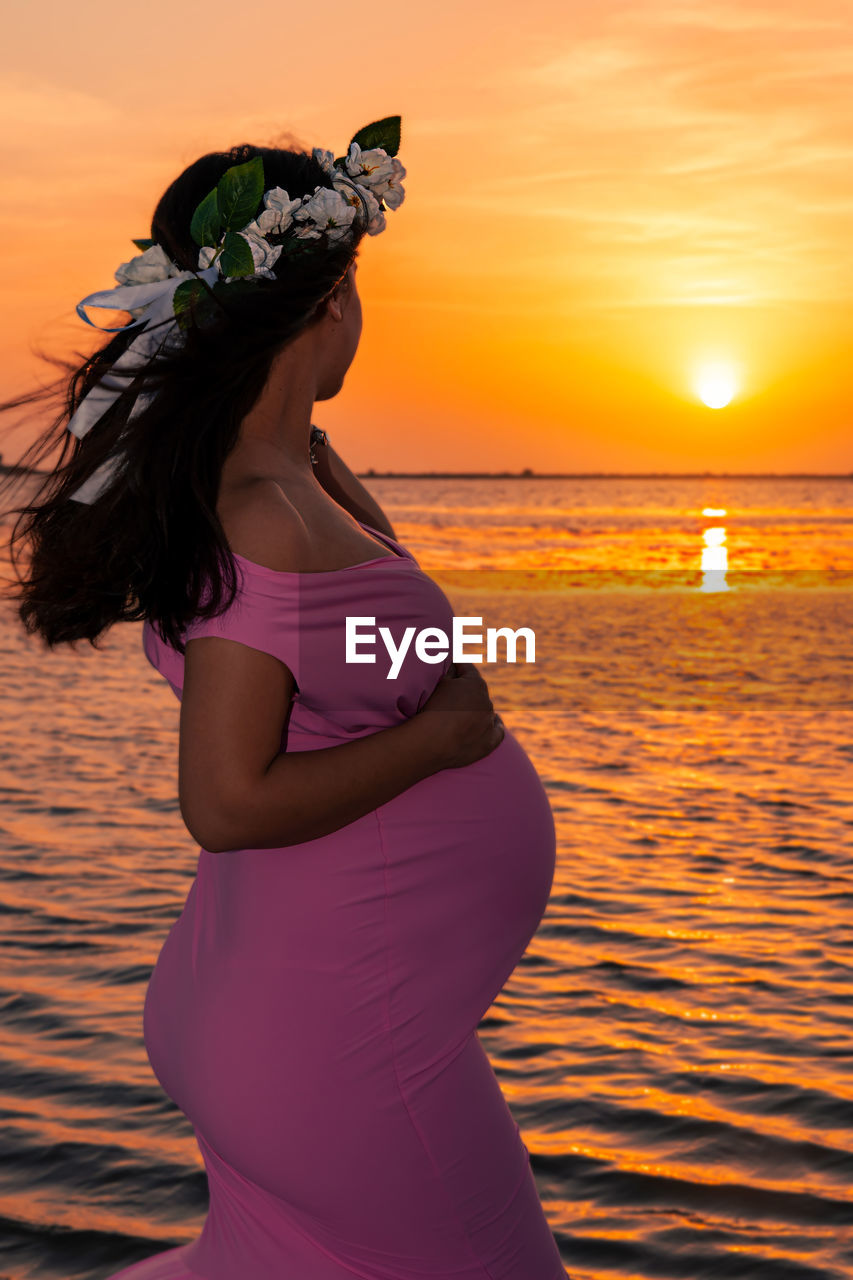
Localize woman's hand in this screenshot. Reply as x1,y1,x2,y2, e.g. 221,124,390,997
416,662,505,770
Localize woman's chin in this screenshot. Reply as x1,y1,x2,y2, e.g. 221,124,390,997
315,373,344,402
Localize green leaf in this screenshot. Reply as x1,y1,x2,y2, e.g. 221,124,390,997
195,291,221,330
132,237,155,251
172,278,220,331
190,187,222,248
173,279,204,330
218,231,255,278
216,156,264,233
349,116,401,158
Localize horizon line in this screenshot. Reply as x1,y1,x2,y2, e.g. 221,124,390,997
357,470,853,479
1,464,851,481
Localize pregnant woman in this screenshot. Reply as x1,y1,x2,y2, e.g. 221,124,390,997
4,116,566,1278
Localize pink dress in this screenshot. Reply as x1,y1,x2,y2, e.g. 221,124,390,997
111,520,566,1279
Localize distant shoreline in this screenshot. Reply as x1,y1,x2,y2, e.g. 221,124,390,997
1,463,850,481
357,470,853,480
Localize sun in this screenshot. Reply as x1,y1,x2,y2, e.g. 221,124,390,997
694,361,737,409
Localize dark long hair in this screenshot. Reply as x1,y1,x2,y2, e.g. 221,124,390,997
0,142,364,655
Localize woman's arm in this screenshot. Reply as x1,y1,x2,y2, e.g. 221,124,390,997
206,711,444,853
180,636,503,854
311,436,396,538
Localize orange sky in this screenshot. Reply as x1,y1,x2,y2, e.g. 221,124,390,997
2,0,851,473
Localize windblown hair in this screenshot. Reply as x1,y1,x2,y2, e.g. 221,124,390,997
0,142,363,654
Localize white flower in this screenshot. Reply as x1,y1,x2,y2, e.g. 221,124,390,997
115,243,179,286
236,227,283,279
339,145,405,232
369,157,406,211
333,173,386,236
255,187,304,236
312,147,336,177
365,204,387,235
292,187,357,242
344,142,396,191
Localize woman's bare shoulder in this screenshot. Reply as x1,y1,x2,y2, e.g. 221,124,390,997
217,476,311,573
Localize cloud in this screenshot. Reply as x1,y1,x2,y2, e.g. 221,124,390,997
450,1,853,307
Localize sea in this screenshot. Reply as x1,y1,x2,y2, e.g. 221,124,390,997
0,474,851,1280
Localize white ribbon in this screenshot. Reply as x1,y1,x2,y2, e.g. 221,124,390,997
67,266,219,504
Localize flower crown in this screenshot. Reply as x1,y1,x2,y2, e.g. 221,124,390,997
115,115,405,332
65,116,405,503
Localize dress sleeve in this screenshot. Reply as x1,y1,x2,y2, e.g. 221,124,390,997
183,565,301,690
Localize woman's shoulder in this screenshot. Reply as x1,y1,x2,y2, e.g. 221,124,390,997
217,476,311,574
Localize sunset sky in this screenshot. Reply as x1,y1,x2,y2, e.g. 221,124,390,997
2,0,851,473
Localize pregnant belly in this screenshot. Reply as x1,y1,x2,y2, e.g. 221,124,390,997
375,727,557,1029
143,728,556,1124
